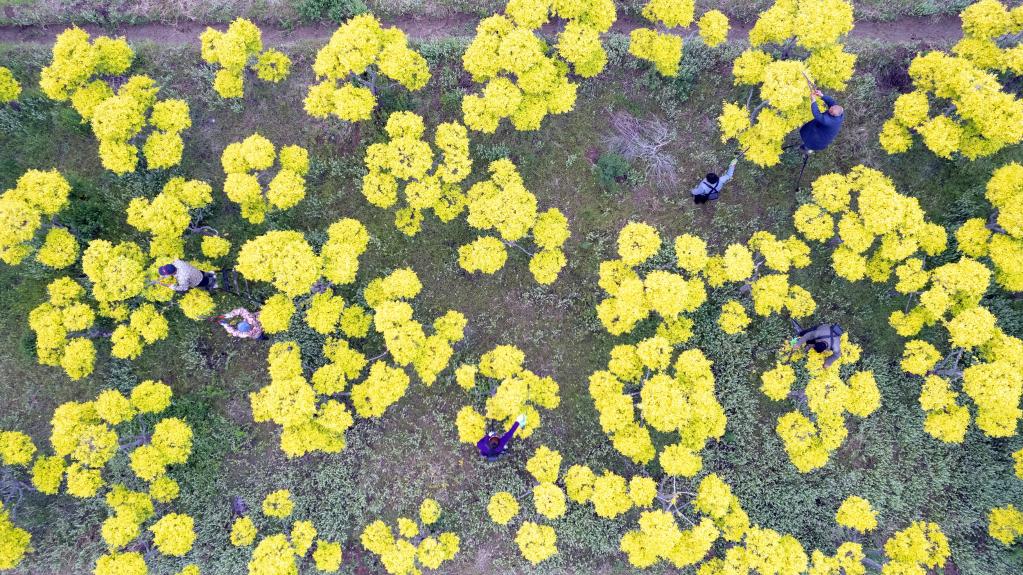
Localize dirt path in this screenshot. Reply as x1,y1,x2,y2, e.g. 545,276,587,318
0,13,962,46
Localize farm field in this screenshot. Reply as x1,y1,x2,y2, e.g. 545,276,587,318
0,1,1022,574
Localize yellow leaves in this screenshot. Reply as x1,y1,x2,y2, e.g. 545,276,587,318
222,134,309,223
459,236,509,275
761,363,795,401
488,491,520,525
835,496,878,533
962,360,1023,437
883,521,950,572
1,169,72,265
532,482,567,519
93,552,147,575
30,455,65,494
879,117,914,154
0,431,35,467
131,380,173,413
627,476,657,508
351,362,410,418
766,334,877,472
463,3,592,133
41,28,131,101
515,521,558,564
526,445,562,483
313,540,343,572
255,49,291,82
698,10,730,47
101,512,141,551
618,222,661,265
0,67,21,103
902,340,942,376
722,0,854,165
249,533,297,575
201,18,290,98
362,113,472,242
361,500,457,574
418,499,441,525
733,49,775,86
308,14,428,123
628,29,683,77
236,231,321,298
762,60,810,111
178,289,215,320
884,34,1023,159
893,91,931,128
262,489,294,519
149,513,195,557
946,305,998,349
805,44,857,92
989,504,1023,546
29,277,100,379
95,390,135,426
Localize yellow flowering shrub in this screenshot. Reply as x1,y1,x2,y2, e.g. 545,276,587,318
454,344,559,443
231,516,258,547
989,504,1023,546
882,2,1023,159
307,14,429,122
362,111,475,239
720,0,855,166
1,169,73,266
630,0,727,77
515,521,557,564
200,18,291,98
0,67,21,103
360,499,459,574
461,0,613,133
262,490,294,518
795,166,946,286
764,333,878,472
835,496,878,533
149,513,195,556
222,134,310,224
883,521,950,573
487,492,520,525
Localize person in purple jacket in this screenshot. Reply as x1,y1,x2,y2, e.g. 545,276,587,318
478,414,527,462
798,89,845,153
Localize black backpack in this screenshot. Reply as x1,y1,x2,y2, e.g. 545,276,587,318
706,180,720,200
695,182,720,204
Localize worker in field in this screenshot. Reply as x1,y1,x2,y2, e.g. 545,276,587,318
478,414,527,462
217,307,266,340
798,89,845,154
691,157,739,205
158,260,218,291
790,320,844,368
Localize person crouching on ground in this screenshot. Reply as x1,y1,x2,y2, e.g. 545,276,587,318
792,322,844,368
219,308,266,340
158,260,217,292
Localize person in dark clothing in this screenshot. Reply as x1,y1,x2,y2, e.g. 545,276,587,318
477,415,526,461
791,320,844,368
798,90,845,153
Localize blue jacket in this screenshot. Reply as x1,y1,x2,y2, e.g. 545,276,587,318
799,95,843,151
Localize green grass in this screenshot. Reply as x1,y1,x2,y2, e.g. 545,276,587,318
1,30,1023,575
